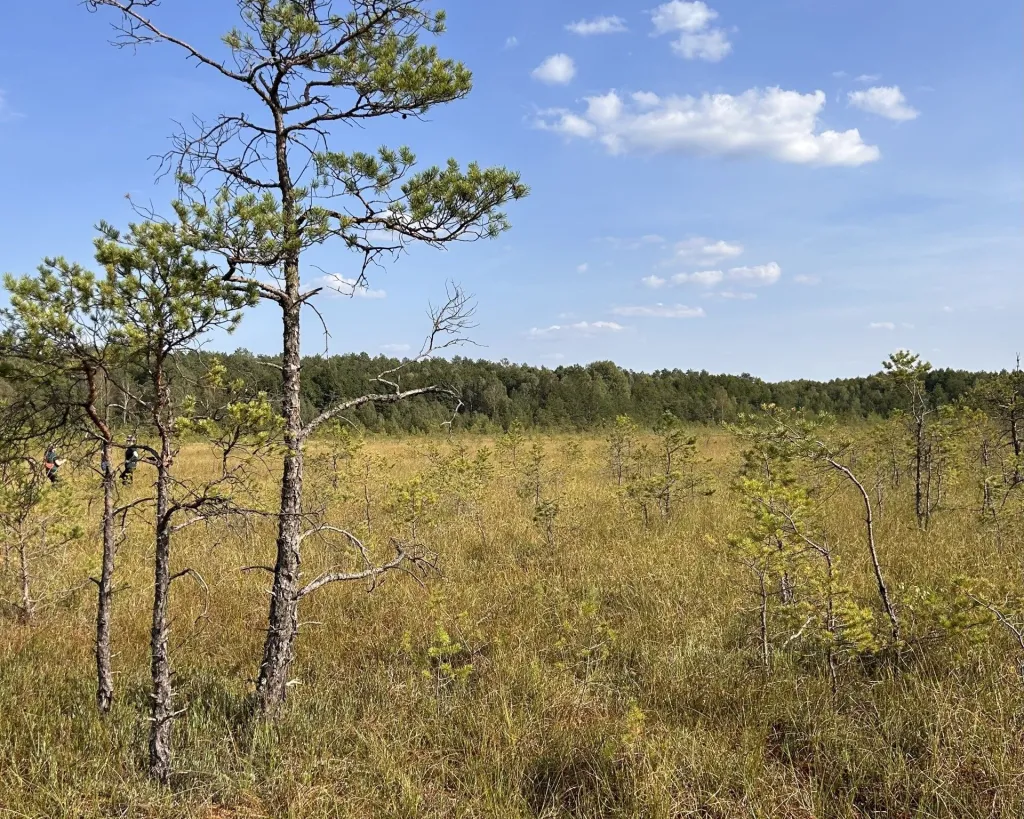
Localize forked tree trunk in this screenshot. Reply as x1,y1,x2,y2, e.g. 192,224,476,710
256,296,304,712
95,438,117,713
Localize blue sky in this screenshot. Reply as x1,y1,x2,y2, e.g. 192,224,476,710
0,0,1020,380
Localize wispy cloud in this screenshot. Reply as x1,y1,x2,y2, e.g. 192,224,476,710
670,237,744,264
793,274,821,285
528,320,625,337
868,321,896,330
312,275,387,299
667,262,781,287
714,291,757,300
504,36,519,49
601,234,666,250
566,15,628,35
672,270,724,286
0,90,22,122
381,343,411,353
577,262,589,273
612,303,705,318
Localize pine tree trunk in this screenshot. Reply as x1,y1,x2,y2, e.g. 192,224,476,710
17,536,32,624
149,443,174,785
95,439,116,714
256,297,304,712
915,414,926,527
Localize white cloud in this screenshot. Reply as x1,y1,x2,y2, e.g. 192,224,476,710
727,262,781,285
715,291,757,300
869,321,896,330
672,28,731,61
855,73,881,83
670,262,781,287
536,87,880,166
577,262,589,273
652,1,717,34
504,36,519,49
672,270,724,286
793,274,821,285
651,1,731,62
539,111,597,138
642,274,667,288
528,321,625,337
381,343,411,353
848,86,919,121
313,275,387,299
602,234,666,250
567,15,628,35
632,91,661,108
942,306,954,313
612,303,705,318
532,54,576,85
0,90,21,123
832,70,848,78
672,237,744,263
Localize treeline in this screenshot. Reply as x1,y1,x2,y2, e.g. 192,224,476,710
149,349,992,433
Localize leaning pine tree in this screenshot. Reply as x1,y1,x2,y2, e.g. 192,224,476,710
86,0,528,712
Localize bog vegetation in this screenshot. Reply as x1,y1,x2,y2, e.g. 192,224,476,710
1,386,1023,816
1,1,1022,816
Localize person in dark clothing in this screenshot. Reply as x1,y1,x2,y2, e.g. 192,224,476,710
122,437,139,485
44,444,61,484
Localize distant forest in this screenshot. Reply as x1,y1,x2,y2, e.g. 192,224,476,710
143,349,998,434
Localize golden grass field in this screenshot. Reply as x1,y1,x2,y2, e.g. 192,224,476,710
1,430,1022,818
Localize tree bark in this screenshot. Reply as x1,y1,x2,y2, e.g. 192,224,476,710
149,441,173,785
255,297,304,712
17,536,32,624
95,438,116,713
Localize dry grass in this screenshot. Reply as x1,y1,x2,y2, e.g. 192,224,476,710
0,430,1021,817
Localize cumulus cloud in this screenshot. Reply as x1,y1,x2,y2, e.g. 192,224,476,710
567,15,628,35
848,86,919,121
528,321,625,337
313,275,387,299
532,54,576,85
612,303,705,318
642,274,667,288
651,1,732,62
869,321,896,330
536,87,880,166
793,274,821,285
